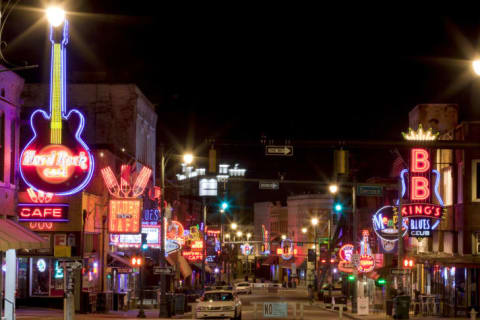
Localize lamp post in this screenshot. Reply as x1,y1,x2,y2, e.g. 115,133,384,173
158,145,168,317
328,184,339,302
311,217,319,290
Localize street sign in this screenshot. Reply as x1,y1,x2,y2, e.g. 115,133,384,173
357,184,383,197
391,268,410,275
259,181,280,190
265,145,293,156
263,302,288,318
153,266,173,275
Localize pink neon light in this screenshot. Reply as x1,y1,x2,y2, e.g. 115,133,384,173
132,167,152,197
101,166,121,197
411,148,430,173
101,165,151,198
120,165,131,196
411,176,430,201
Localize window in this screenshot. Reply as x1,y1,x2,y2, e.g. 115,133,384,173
442,167,453,206
9,119,14,185
472,160,480,202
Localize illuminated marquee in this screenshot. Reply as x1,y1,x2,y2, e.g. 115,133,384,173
19,20,94,196
357,230,375,273
372,205,408,242
108,199,141,234
338,244,354,262
280,238,294,260
183,251,203,261
18,203,68,222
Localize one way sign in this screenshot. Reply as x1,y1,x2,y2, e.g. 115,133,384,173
265,145,293,156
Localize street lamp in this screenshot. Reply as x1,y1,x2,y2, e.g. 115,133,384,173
46,7,65,27
247,233,251,240
473,59,480,76
301,227,307,234
311,217,319,226
231,223,238,230
236,231,243,238
183,153,194,165
311,217,319,290
281,234,287,240
329,184,339,194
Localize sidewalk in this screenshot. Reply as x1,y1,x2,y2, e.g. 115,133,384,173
316,302,470,320
15,307,191,320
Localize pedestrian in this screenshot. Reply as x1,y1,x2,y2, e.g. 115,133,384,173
308,285,314,305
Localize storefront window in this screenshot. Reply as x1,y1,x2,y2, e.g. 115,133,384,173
29,258,64,297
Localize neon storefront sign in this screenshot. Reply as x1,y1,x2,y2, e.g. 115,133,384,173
372,205,408,242
338,244,354,262
280,238,294,260
400,128,445,238
108,199,141,234
357,230,375,273
101,165,152,198
19,21,94,196
18,203,68,222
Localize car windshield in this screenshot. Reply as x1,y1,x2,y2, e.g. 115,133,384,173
203,292,234,301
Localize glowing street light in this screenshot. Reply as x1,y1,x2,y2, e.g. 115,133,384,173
46,7,65,27
225,234,230,239
311,218,319,226
246,233,251,240
281,234,287,240
231,223,237,230
236,231,243,238
183,153,193,165
301,227,307,234
329,184,338,194
474,59,480,76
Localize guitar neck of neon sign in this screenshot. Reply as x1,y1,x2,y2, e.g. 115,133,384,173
20,21,94,195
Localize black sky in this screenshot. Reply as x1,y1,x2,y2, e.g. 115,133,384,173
7,3,480,189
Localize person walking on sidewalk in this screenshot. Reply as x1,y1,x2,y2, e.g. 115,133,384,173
308,285,314,305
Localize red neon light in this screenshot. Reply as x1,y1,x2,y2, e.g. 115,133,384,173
183,251,203,261
411,176,430,201
22,145,88,183
401,204,442,218
101,165,152,198
132,166,152,197
358,254,375,273
167,220,185,244
20,207,62,219
411,149,430,173
108,199,141,234
191,240,203,249
101,167,120,196
276,248,283,255
28,222,53,230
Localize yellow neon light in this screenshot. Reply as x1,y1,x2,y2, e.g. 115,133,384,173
50,44,63,144
402,124,438,141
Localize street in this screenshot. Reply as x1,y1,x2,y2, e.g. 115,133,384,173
12,287,470,320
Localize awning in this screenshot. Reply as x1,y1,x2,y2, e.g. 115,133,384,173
261,255,278,266
191,263,213,273
0,219,48,250
167,251,192,278
108,252,133,268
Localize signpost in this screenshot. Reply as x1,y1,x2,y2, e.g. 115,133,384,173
259,181,280,190
391,268,410,275
357,184,383,197
153,266,173,275
265,145,293,156
263,302,288,318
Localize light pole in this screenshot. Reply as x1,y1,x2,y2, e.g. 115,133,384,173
246,233,251,277
328,184,339,301
158,145,168,317
311,217,319,291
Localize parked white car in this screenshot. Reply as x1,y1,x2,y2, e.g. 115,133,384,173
234,282,252,294
196,290,242,320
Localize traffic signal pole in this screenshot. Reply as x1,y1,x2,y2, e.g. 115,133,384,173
159,145,168,318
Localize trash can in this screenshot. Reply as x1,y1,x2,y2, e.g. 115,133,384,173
393,295,410,319
175,294,185,315
386,299,393,316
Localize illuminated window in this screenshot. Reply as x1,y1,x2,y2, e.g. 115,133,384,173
9,119,15,185
472,160,480,202
442,167,453,206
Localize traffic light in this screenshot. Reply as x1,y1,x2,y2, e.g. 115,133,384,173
131,257,143,266
348,274,355,281
334,203,343,213
221,202,228,210
141,233,148,250
403,258,414,268
376,278,387,287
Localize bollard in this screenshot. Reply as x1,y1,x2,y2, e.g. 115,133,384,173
471,308,477,320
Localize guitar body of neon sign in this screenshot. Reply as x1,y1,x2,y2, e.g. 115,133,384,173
19,21,94,195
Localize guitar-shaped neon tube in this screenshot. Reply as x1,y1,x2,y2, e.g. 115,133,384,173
20,20,94,196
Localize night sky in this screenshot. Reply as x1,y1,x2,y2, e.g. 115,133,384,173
7,3,480,204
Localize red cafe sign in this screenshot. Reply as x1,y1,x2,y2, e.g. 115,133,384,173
18,204,68,222
108,199,141,234
358,254,375,273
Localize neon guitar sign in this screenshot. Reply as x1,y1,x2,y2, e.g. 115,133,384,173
20,21,94,195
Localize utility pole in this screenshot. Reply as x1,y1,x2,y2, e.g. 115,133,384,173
202,197,207,286
352,183,358,314
158,145,168,318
